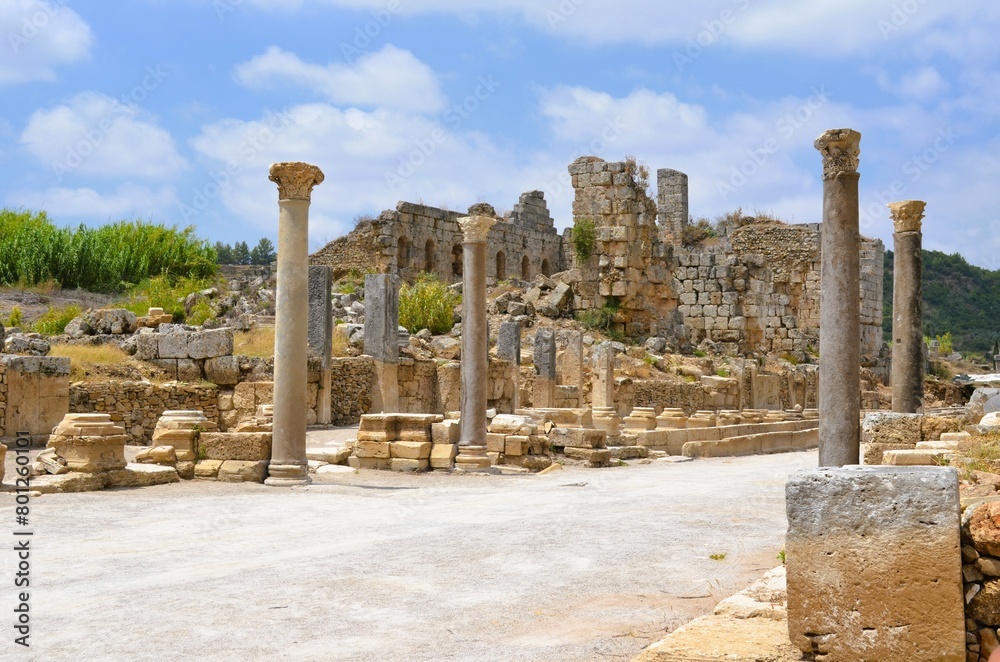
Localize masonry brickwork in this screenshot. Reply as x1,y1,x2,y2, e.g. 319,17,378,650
311,156,885,357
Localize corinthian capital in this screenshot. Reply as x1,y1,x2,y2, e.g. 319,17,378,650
814,129,861,180
457,215,496,243
888,200,926,234
269,162,325,201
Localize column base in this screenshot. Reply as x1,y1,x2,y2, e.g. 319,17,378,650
454,445,493,471
591,407,621,434
264,462,311,487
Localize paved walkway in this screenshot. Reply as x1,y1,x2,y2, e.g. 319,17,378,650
0,447,816,661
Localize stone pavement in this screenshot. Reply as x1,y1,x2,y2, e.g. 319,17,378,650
0,442,816,661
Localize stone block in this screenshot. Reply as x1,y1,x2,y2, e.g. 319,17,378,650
46,434,127,473
883,449,954,466
150,359,178,380
488,414,536,435
199,432,271,461
548,427,606,449
862,442,915,465
563,447,612,467
105,464,179,488
306,447,352,465
390,458,428,472
157,332,190,360
394,414,438,442
390,441,431,460
497,320,522,364
177,359,202,383
363,274,400,364
135,334,159,360
861,411,922,445
786,466,965,661
504,435,529,456
355,440,391,459
188,328,234,360
218,460,267,483
486,433,507,454
308,266,333,367
348,456,390,471
432,420,460,445
357,413,396,442
430,443,458,469
533,329,557,380
205,355,240,386
194,459,224,478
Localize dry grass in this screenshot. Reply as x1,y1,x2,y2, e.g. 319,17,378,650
234,327,274,358
49,344,131,381
332,327,350,357
957,432,1000,477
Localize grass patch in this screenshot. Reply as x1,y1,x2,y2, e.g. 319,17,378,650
31,304,82,335
332,327,350,357
399,273,459,335
575,297,623,341
49,344,130,381
709,553,726,561
234,327,274,358
957,432,1000,477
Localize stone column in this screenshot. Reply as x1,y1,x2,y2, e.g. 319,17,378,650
456,215,496,467
497,320,522,412
565,331,585,407
815,129,862,467
308,265,333,425
265,161,323,487
889,200,926,414
533,328,557,408
364,274,400,413
591,341,620,433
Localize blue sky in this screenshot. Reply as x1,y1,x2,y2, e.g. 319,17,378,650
1,1,999,268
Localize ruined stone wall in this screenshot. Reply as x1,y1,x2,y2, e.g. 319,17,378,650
69,382,220,444
860,238,886,358
0,361,6,436
564,156,677,338
961,501,1000,659
310,191,564,285
329,356,375,424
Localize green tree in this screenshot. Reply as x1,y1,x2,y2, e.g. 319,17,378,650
214,241,235,264
233,241,251,265
250,237,277,265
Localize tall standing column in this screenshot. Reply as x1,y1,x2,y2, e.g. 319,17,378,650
889,200,926,413
533,328,557,408
265,161,324,487
815,129,862,467
457,215,496,454
364,274,401,413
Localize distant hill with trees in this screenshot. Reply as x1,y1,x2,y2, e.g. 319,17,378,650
214,238,276,265
884,249,1000,356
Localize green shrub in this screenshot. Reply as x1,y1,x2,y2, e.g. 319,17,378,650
6,305,23,328
32,305,82,335
399,274,459,334
570,218,596,262
119,275,218,323
575,298,622,340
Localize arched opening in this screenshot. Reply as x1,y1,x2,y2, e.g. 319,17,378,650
541,258,551,277
424,239,435,273
496,250,506,281
521,255,530,280
397,236,409,270
451,244,463,277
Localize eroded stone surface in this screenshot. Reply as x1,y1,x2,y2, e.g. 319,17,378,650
786,466,965,661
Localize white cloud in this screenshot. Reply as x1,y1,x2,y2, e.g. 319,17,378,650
188,101,516,244
7,183,181,221
234,45,446,113
222,0,998,56
875,66,949,100
19,92,188,181
0,0,92,85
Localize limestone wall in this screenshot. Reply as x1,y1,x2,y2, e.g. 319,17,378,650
0,356,71,437
310,193,564,285
961,501,1000,659
69,382,220,444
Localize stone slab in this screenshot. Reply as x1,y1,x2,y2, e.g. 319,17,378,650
785,466,965,661
218,460,268,483
199,432,271,462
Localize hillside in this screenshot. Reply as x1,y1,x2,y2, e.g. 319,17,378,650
883,249,1000,355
